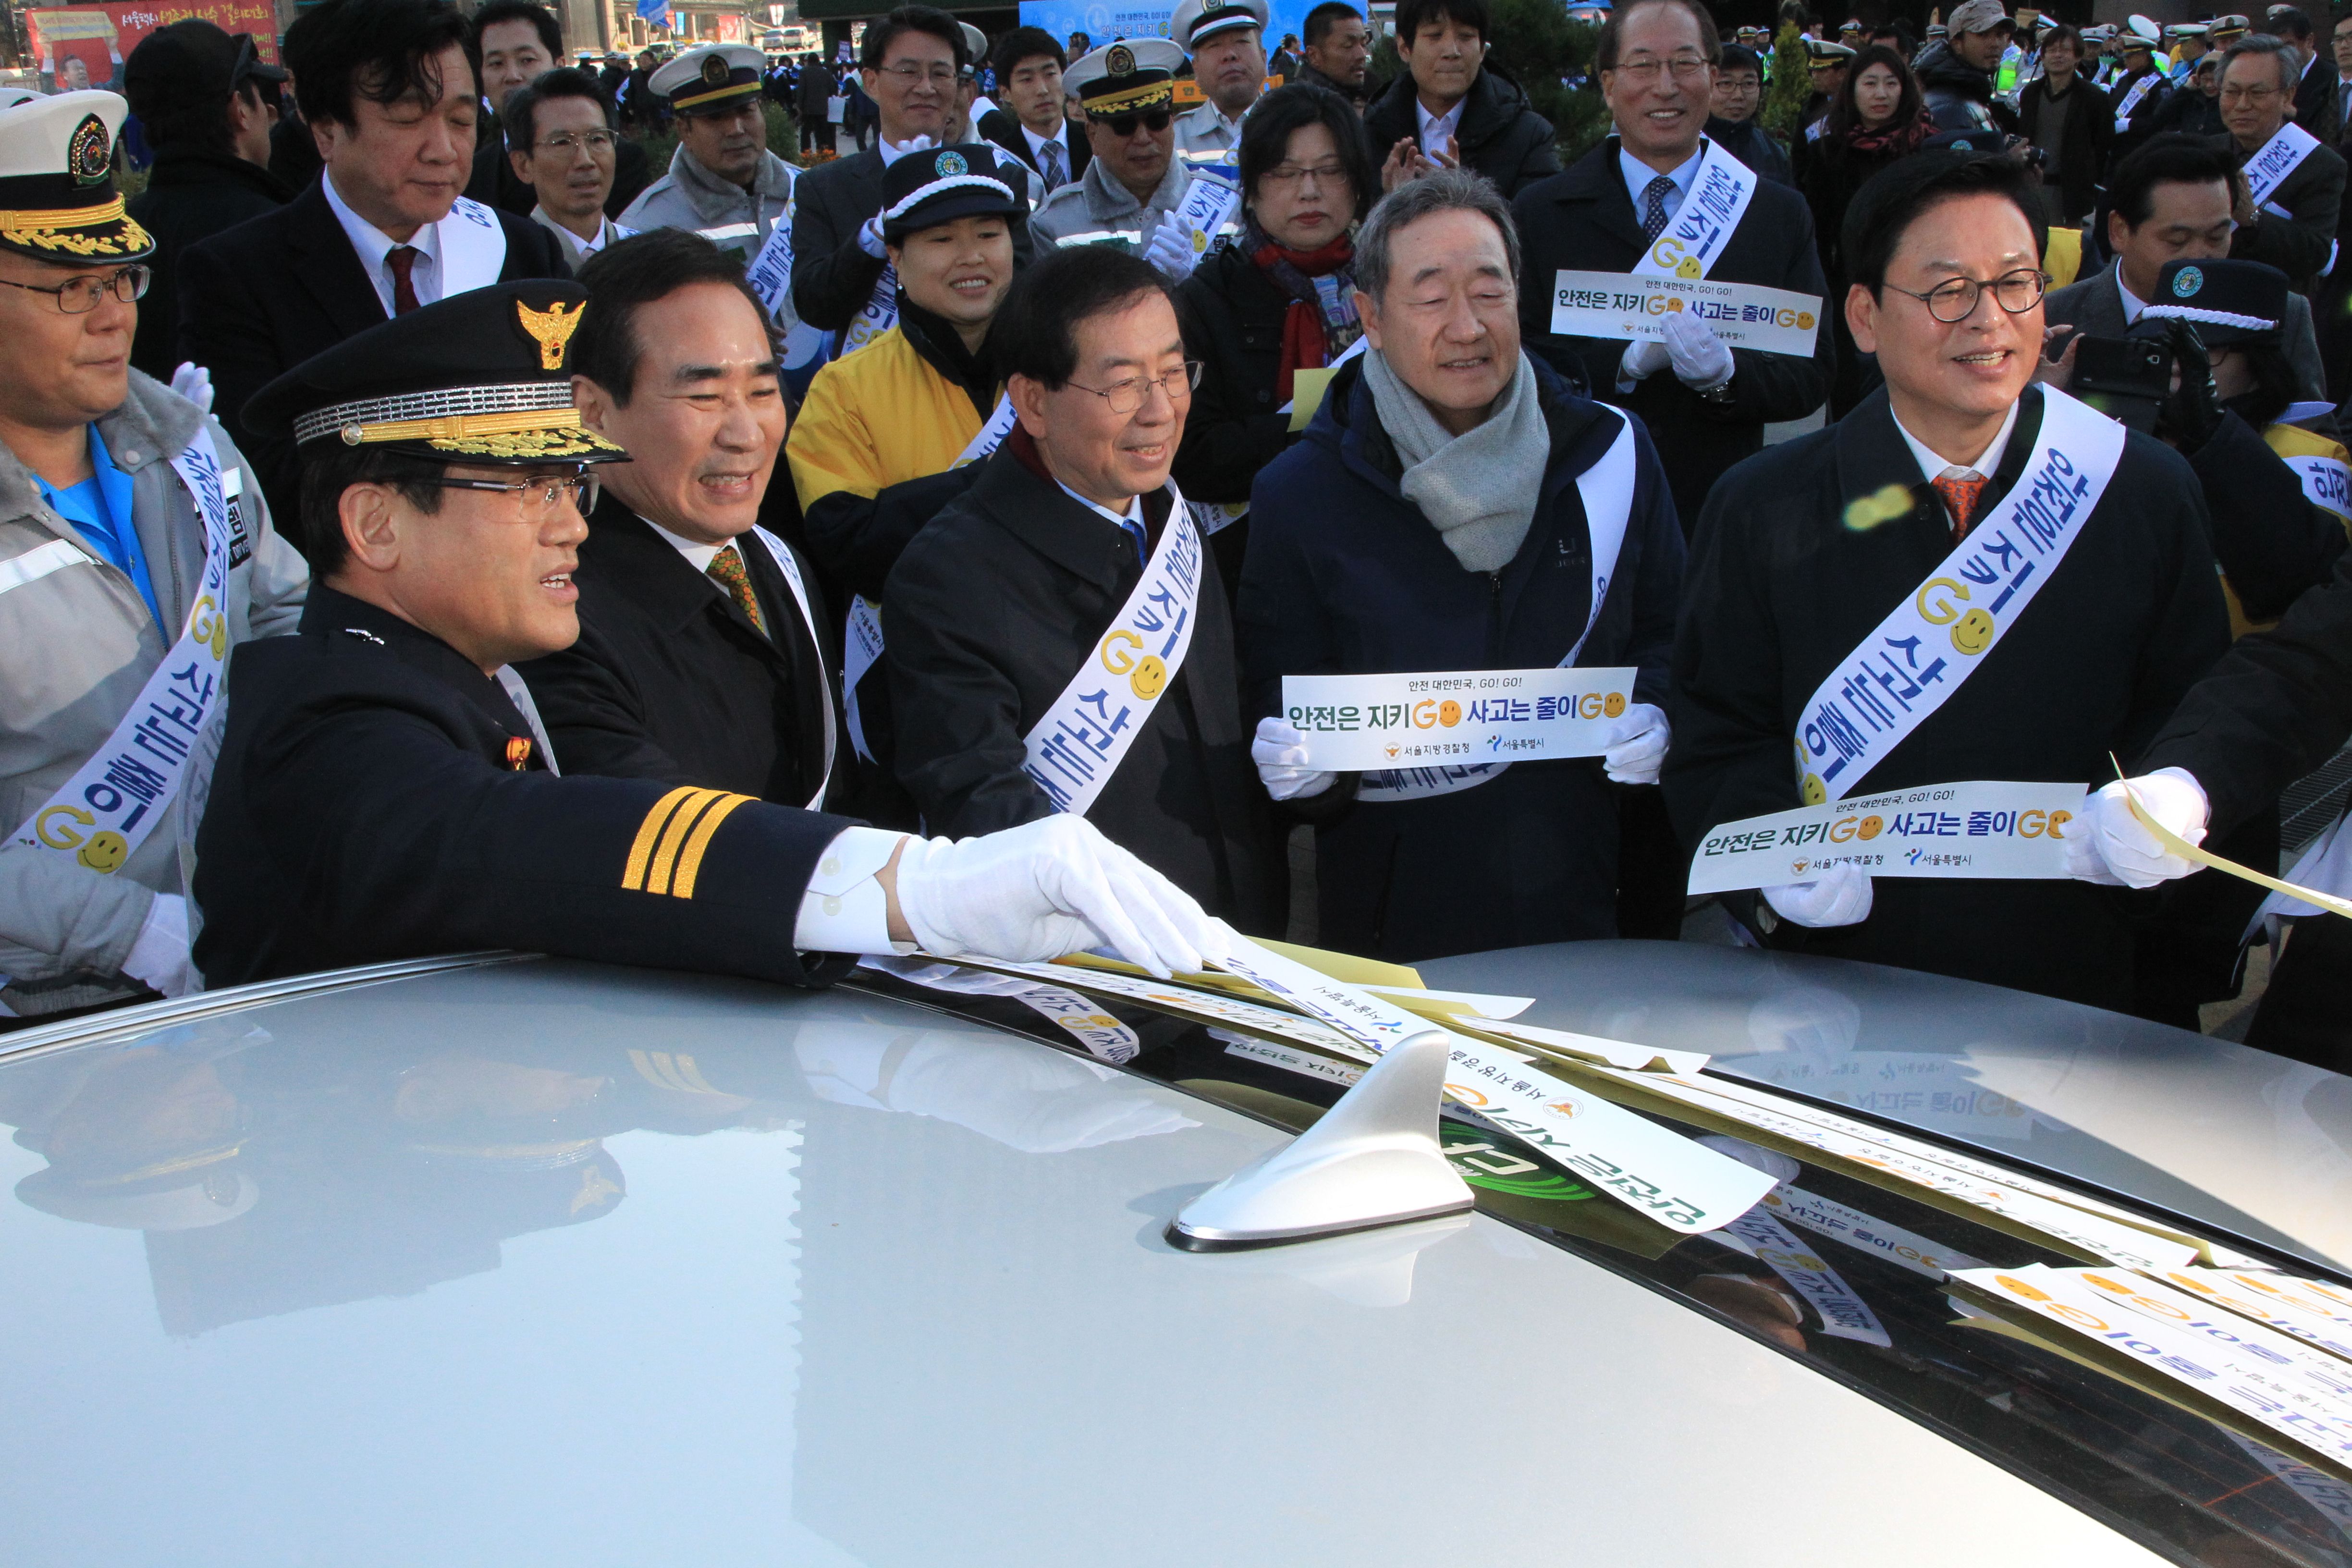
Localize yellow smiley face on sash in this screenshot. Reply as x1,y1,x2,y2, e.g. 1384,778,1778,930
1129,655,1168,699
1951,609,1997,655
77,830,128,873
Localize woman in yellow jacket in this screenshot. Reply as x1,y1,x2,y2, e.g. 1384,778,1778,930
786,143,1026,790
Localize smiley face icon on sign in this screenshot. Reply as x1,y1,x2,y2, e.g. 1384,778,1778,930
1603,691,1627,718
1437,699,1462,727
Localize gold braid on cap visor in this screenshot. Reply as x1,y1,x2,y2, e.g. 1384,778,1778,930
671,78,761,110
293,381,623,459
0,195,151,258
1084,78,1175,115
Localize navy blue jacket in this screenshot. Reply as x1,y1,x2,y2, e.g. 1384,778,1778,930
1238,353,1685,960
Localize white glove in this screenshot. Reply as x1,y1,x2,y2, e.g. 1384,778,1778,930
1251,715,1336,801
1761,862,1873,928
168,361,215,416
856,214,889,258
893,814,1225,979
1599,701,1670,785
1142,218,1200,282
1618,336,1672,384
1662,308,1735,390
2066,767,2209,888
121,892,199,998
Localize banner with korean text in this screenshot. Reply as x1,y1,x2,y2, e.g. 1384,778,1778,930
1687,781,2086,894
1282,666,1638,773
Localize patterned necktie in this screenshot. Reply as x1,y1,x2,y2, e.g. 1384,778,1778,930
707,543,769,637
1932,473,1988,540
1640,175,1676,241
1041,138,1067,192
386,245,422,315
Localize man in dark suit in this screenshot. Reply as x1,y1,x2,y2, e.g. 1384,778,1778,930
463,0,556,217
177,0,570,555
976,27,1089,192
2273,6,2342,144
518,232,844,813
1512,0,1830,533
2212,33,2346,293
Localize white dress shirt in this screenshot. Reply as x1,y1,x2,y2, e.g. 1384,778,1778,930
323,171,447,317
2116,271,2151,324
645,514,725,571
1415,93,1465,153
1618,141,1705,228
1022,117,1073,171
878,133,933,166
1893,398,2021,490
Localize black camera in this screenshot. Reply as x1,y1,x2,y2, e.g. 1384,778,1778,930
2070,334,2174,432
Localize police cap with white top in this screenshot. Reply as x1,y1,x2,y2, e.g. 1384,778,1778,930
1066,37,1188,117
0,90,152,265
1172,0,1269,51
880,141,1028,243
651,42,765,115
244,282,629,467
2136,257,2288,345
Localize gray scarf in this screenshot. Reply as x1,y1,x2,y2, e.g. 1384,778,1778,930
1361,347,1549,573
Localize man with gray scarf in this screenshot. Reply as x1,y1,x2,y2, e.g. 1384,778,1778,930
1237,170,1686,961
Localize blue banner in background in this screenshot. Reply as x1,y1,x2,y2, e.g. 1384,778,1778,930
637,0,670,25
1017,0,1320,55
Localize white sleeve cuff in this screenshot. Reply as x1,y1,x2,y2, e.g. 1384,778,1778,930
792,826,910,956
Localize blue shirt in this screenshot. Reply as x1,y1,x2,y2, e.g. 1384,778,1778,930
35,424,159,629
1618,142,1705,229
1056,479,1150,566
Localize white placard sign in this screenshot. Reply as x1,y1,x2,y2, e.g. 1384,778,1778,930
1686,780,2087,895
1283,666,1639,773
1549,270,1823,357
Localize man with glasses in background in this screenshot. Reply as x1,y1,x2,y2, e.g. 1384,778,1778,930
0,89,307,1024
1665,152,2229,1011
881,245,1284,935
2208,32,2346,294
1032,39,1212,283
504,68,633,268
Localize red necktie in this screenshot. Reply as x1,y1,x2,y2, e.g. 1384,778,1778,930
1932,474,1987,540
386,245,422,316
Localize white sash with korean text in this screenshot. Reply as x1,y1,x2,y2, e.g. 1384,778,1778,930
744,201,794,323
1171,153,1244,257
10,425,239,876
2244,121,2322,212
751,527,838,809
1020,485,1202,816
439,196,512,299
2113,70,2162,132
1629,138,1760,282
1794,388,2123,805
1359,407,1639,802
838,394,1017,765
839,263,899,357
2285,453,2352,519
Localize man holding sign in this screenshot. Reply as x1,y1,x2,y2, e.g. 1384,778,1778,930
1511,0,1833,534
1665,152,2229,1010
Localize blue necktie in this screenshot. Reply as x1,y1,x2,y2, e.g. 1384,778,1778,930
1641,175,1676,241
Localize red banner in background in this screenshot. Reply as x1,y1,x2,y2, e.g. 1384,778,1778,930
24,2,281,93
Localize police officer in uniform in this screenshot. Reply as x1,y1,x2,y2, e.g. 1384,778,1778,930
619,44,797,267
1031,40,1210,283
191,281,1224,991
1171,0,1272,157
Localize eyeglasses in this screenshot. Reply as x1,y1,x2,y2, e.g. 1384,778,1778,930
1262,160,1349,189
536,129,617,155
876,61,957,85
0,264,150,314
1103,108,1173,136
1067,361,1202,415
2219,82,2283,102
1885,266,2050,322
421,473,601,514
1610,55,1711,81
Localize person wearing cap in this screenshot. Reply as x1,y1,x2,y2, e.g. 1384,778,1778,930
1914,0,2018,134
2107,29,2174,159
791,7,1035,335
881,245,1284,934
1363,0,1559,197
1172,0,1271,156
1709,42,1793,187
2016,24,2111,225
1031,39,1209,282
2205,33,2346,295
1296,2,1374,112
617,43,796,270
175,0,569,554
504,68,633,270
0,90,308,1022
2152,47,2227,136
1666,151,2230,1011
120,20,291,386
946,20,995,142
190,278,1223,994
977,28,1090,192
2165,23,2210,84
1802,39,1858,134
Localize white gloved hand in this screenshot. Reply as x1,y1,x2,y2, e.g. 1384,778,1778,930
893,814,1225,979
1250,715,1336,801
1662,308,1735,390
1142,218,1200,282
1599,701,1670,784
168,361,215,416
2068,767,2210,888
1618,336,1673,384
856,214,889,258
121,892,199,998
1761,862,1873,928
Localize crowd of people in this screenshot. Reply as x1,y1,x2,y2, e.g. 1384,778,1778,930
6,0,2352,1073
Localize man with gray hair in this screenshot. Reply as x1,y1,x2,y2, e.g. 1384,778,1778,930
2211,31,2345,293
1237,170,1685,960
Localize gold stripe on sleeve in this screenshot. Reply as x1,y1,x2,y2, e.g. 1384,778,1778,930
623,786,709,892
671,792,756,898
645,788,728,895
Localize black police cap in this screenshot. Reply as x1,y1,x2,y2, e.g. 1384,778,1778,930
880,143,1027,244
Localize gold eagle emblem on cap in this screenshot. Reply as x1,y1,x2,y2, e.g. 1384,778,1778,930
516,298,585,370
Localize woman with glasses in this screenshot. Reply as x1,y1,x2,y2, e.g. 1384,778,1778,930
1796,43,1932,413
881,245,1287,935
1171,85,1374,597
1666,152,2231,1015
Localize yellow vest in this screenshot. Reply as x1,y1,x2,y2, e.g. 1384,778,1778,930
2042,225,2082,290
785,327,996,510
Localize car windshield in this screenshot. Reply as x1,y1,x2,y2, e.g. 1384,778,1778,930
850,960,2352,1568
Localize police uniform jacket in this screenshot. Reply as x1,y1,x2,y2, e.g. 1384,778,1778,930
176,181,572,551
618,142,797,264
192,585,859,990
1662,383,2231,1010
1238,355,1685,961
1174,99,1244,157
2211,129,2347,293
789,145,1035,333
515,495,839,808
1029,151,1192,249
0,374,306,1015
1512,137,1834,532
882,430,1283,933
